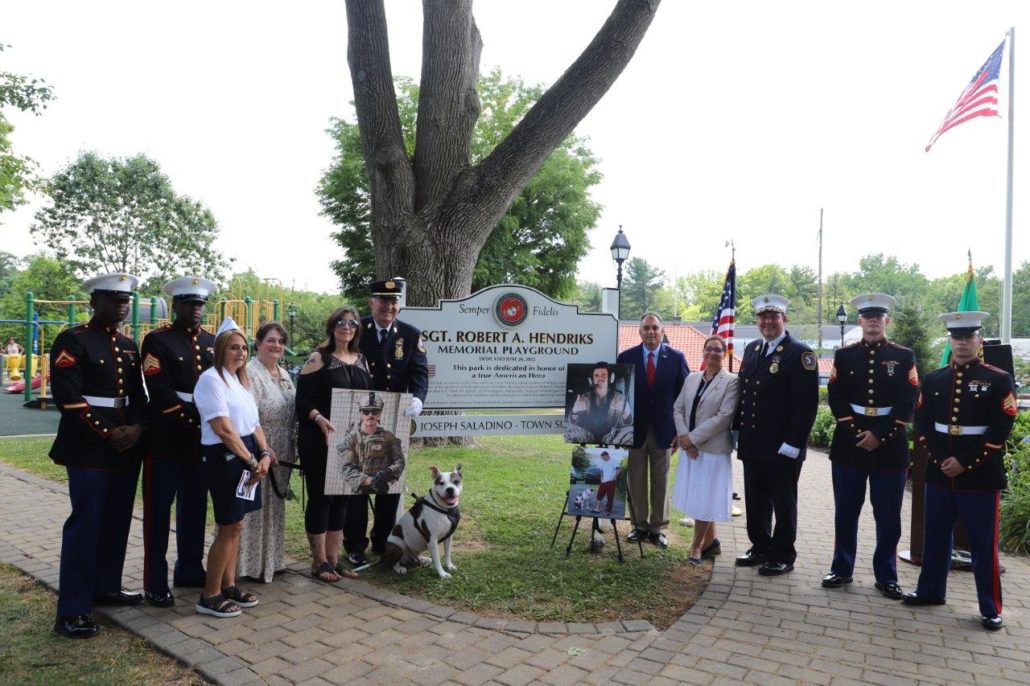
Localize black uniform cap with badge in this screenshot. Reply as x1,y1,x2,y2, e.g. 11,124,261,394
370,279,403,299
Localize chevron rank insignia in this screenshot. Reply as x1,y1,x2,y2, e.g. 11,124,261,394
908,366,919,386
801,352,817,371
142,353,162,376
1002,391,1018,417
53,350,77,368
828,364,837,383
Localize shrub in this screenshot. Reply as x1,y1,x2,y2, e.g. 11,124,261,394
1001,442,1030,554
809,406,836,448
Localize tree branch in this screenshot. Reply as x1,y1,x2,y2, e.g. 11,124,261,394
345,0,416,244
455,0,661,242
413,0,482,213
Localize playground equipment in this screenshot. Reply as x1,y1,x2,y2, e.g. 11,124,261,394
10,284,292,408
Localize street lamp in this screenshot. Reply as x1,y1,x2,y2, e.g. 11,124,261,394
836,304,847,348
287,303,298,347
609,225,631,319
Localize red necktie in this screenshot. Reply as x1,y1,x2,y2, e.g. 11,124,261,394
646,351,656,388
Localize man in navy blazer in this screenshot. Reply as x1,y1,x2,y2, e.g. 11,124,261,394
616,312,689,547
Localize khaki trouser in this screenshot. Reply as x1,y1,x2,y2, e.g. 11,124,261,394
627,429,671,533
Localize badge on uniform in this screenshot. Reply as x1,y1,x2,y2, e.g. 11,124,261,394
770,363,779,374
142,352,162,376
394,337,405,360
53,349,77,368
884,360,897,376
801,352,817,371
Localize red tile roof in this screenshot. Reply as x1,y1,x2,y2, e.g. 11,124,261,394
617,323,833,376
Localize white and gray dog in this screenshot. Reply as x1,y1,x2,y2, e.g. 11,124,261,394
382,465,462,579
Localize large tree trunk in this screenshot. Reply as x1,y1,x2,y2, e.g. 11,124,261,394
346,0,662,306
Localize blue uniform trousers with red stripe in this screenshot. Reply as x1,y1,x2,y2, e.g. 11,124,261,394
142,456,207,593
830,463,906,584
915,484,1002,618
57,465,140,616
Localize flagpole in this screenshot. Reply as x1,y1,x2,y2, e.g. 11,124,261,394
817,208,824,352
1002,26,1015,343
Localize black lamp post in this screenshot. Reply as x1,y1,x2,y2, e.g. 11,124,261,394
836,304,847,348
609,225,631,320
287,303,298,346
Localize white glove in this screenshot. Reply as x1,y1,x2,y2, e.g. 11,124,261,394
403,397,424,417
777,442,801,459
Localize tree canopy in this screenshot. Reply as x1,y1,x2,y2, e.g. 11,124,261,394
32,152,230,291
318,71,601,303
343,0,661,305
0,44,54,215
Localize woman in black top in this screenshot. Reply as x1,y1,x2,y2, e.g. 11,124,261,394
295,305,370,581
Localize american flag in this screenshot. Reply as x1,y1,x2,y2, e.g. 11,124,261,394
706,260,736,369
925,39,1005,152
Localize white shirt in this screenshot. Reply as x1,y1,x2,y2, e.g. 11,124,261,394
194,367,261,445
598,458,620,483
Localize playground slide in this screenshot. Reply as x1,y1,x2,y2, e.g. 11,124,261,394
4,374,42,394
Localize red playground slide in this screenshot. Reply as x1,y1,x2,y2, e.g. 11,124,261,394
4,374,42,394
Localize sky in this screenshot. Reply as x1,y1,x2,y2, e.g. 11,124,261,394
3,0,1030,296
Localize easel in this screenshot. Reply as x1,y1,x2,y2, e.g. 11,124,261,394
550,449,643,562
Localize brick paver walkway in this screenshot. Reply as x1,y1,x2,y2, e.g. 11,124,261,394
2,451,1028,685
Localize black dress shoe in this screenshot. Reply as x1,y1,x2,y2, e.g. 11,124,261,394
901,592,945,606
145,591,175,608
93,590,143,606
626,529,648,543
821,572,853,588
875,582,904,600
173,576,207,589
758,561,794,576
54,614,99,639
735,549,767,567
348,551,368,566
981,615,1003,631
700,538,721,559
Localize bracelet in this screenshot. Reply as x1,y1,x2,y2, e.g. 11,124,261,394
258,449,271,459
244,454,258,471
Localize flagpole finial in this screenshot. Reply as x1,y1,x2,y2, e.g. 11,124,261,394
725,239,735,262
968,249,974,274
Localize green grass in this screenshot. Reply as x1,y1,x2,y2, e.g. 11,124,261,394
0,434,708,627
0,563,205,685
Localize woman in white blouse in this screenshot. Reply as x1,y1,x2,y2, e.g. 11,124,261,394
194,323,275,618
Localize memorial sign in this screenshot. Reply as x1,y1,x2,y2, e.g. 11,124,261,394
400,285,617,410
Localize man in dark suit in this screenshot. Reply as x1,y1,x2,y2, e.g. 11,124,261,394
735,294,819,576
904,311,1016,631
822,293,918,600
140,276,217,606
616,312,689,547
50,273,147,638
352,278,428,562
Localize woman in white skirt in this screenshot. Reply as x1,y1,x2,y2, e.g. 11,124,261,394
672,336,740,564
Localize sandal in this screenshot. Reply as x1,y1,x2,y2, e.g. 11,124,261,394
221,585,259,608
195,593,241,618
334,561,360,579
311,561,341,583
687,556,703,566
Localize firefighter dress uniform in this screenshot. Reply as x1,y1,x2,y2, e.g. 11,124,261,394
140,277,217,602
50,273,146,638
905,311,1017,631
824,293,918,598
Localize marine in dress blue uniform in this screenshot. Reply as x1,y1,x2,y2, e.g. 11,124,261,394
50,273,147,638
351,279,428,559
140,277,217,606
734,294,820,576
822,294,919,599
903,312,1017,631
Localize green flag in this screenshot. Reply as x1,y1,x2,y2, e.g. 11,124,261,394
938,261,978,367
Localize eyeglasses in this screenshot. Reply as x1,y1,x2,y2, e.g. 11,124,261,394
703,347,725,354
334,320,360,329
360,409,382,416
227,345,248,352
